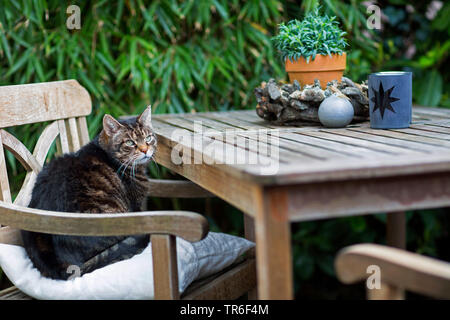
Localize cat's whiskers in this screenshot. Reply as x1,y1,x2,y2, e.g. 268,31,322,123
150,155,160,176
116,162,129,175
119,156,138,177
117,156,136,174
132,159,137,180
119,158,133,176
116,161,127,173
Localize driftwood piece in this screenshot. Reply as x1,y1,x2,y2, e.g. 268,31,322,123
255,77,370,125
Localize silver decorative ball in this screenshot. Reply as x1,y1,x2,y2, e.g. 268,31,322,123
318,95,354,128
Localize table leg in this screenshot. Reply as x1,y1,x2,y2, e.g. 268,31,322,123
378,211,406,300
387,211,406,249
244,215,257,300
254,188,293,300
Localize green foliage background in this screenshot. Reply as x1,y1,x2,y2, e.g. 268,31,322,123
0,0,449,298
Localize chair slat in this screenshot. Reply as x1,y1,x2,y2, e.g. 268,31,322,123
57,120,70,154
152,234,180,299
14,121,59,207
0,135,12,204
0,130,42,173
182,258,256,300
0,286,32,300
77,116,90,147
13,171,37,207
33,121,59,165
68,118,81,151
0,80,91,128
147,179,214,198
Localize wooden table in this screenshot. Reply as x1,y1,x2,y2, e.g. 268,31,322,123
151,106,450,299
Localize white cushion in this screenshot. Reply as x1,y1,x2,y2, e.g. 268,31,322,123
0,232,254,300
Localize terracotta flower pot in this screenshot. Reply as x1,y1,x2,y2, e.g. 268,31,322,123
285,53,347,89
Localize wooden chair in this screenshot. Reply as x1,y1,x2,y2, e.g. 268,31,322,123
335,243,450,299
0,80,256,300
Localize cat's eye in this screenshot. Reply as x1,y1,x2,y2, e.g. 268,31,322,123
125,140,135,147
145,135,153,143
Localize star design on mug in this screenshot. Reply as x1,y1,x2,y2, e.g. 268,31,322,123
371,82,400,119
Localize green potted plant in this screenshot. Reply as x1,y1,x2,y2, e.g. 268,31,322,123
272,8,348,89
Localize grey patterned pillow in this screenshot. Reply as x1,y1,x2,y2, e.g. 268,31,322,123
0,232,254,299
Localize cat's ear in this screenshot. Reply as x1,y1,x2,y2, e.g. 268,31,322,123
137,105,152,128
103,114,123,137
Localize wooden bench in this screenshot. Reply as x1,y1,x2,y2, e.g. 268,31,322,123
0,80,256,300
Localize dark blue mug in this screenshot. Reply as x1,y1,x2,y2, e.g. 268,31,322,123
368,71,412,129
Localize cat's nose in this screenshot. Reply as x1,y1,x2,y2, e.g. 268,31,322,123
138,145,148,153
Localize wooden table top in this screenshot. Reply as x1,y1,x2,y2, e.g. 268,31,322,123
152,106,450,186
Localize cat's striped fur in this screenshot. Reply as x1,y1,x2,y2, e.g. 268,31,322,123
21,106,157,280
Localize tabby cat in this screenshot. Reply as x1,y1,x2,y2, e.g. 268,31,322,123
21,106,157,280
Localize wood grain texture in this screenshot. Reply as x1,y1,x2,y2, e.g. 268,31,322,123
0,134,11,203
243,215,257,299
0,130,41,172
255,187,293,299
367,283,404,300
67,117,81,151
335,244,450,299
151,107,450,185
0,200,208,242
147,179,214,198
244,215,255,258
32,121,60,165
152,129,262,217
387,211,406,250
151,234,180,299
13,121,59,208
384,211,407,299
77,116,90,147
153,117,277,168
280,172,450,222
1,120,61,247
0,226,23,246
0,287,32,300
182,258,256,300
57,119,70,154
0,80,91,128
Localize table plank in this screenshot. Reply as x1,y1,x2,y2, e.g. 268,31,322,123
411,124,450,134
319,128,433,153
199,112,271,130
350,127,450,148
294,130,418,156
168,115,314,163
390,127,450,141
154,117,286,165
192,113,353,160
152,107,450,185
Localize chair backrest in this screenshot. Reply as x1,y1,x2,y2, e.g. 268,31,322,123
0,80,92,245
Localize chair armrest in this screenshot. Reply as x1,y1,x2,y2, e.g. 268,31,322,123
147,179,214,198
0,200,208,242
335,243,450,299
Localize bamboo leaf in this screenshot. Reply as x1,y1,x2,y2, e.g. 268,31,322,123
415,70,443,107
0,30,12,65
5,48,32,77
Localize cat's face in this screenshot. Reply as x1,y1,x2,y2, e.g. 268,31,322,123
99,105,157,166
